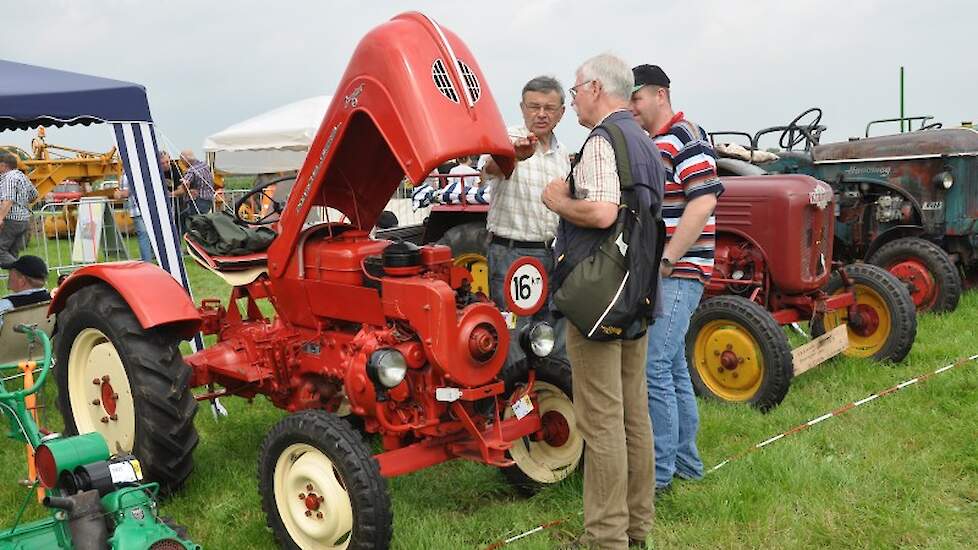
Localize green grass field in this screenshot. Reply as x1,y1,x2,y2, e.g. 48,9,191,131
2,236,978,549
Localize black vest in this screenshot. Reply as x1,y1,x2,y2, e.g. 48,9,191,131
6,289,51,308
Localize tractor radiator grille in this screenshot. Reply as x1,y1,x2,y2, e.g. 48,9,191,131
801,207,813,280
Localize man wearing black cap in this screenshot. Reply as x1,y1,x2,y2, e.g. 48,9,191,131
631,64,723,494
0,255,51,329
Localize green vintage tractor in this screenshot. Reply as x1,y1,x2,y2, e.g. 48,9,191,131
0,325,198,550
712,108,975,313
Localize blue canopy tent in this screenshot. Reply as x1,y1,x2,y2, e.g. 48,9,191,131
0,59,200,348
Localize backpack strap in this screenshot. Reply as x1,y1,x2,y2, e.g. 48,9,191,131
567,120,634,201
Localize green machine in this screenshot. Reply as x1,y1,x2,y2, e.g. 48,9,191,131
0,325,199,550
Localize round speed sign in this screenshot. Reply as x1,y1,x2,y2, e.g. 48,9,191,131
504,257,549,316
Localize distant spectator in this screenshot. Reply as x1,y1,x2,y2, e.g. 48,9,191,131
448,156,481,188
173,150,215,232
114,174,155,262
0,255,50,330
0,152,37,265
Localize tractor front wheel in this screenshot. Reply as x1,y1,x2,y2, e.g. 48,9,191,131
867,237,961,313
55,283,198,493
437,221,491,297
258,410,392,550
812,263,917,362
500,357,583,495
686,296,793,412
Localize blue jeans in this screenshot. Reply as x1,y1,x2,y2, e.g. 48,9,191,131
132,216,154,262
646,276,705,488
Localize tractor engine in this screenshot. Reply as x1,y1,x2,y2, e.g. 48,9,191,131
190,229,521,447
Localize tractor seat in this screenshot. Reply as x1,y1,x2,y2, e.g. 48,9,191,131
0,301,55,365
185,235,268,286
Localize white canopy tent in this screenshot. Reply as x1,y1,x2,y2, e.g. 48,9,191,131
203,95,332,174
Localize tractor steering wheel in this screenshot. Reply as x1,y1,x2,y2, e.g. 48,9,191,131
780,107,823,151
234,176,292,225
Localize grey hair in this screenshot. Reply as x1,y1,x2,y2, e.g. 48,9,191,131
521,76,565,105
577,54,634,101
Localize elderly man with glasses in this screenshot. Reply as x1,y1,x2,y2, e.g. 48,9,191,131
543,54,664,550
481,76,571,361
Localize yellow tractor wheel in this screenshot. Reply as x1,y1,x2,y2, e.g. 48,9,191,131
686,295,793,412
812,263,916,362
437,222,491,297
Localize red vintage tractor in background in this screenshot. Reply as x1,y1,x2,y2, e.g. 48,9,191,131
49,13,582,549
685,174,917,411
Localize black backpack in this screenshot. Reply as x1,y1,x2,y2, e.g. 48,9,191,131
552,123,666,341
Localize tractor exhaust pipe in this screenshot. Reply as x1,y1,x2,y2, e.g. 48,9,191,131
43,490,108,550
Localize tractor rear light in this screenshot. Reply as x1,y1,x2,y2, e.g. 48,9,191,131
368,349,408,388
934,171,954,189
34,445,58,488
520,322,555,358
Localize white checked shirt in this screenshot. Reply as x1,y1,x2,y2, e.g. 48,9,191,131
482,125,571,242
0,169,37,222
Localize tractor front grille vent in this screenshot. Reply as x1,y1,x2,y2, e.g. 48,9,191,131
456,60,481,103
432,59,459,103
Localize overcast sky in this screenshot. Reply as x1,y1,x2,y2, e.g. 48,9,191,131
3,0,976,158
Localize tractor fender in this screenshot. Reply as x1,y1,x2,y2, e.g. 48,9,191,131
49,262,202,338
864,225,926,260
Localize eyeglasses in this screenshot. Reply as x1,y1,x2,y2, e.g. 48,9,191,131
521,103,562,115
569,80,596,99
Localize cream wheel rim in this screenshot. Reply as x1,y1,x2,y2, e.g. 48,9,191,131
505,381,582,483
274,443,354,549
67,328,137,454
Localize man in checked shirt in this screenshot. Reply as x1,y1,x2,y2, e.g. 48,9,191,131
173,149,216,233
480,76,571,360
0,152,37,266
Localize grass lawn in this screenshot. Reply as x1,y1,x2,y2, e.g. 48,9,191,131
2,236,977,548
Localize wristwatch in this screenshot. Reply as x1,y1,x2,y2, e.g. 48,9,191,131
660,257,674,272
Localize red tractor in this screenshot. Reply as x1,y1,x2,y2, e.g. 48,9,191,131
685,173,918,410
49,13,582,549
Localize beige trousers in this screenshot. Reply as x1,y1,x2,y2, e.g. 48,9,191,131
566,324,655,549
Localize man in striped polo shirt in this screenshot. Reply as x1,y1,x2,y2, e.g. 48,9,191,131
631,64,723,494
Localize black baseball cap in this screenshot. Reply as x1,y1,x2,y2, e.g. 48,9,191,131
632,64,670,93
2,255,47,279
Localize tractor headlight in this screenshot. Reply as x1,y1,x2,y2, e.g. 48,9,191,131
521,322,555,358
934,171,954,189
367,349,407,388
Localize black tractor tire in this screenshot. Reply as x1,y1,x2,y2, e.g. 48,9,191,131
54,283,198,494
258,410,392,550
686,296,793,412
811,263,917,362
867,237,961,313
436,221,490,257
499,356,583,496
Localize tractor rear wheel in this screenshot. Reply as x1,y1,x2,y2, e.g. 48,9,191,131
867,237,961,313
686,296,793,412
500,357,583,495
258,410,392,550
811,263,917,362
55,283,198,493
437,221,491,297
